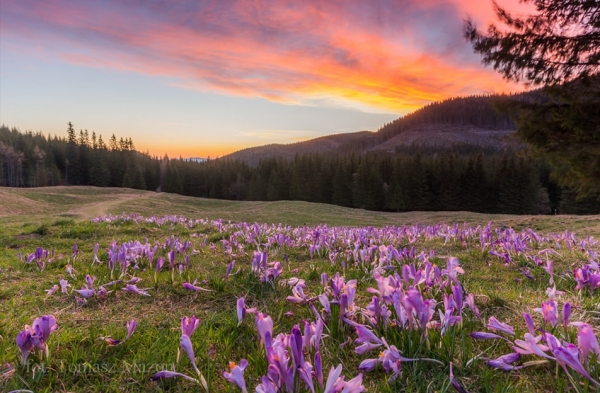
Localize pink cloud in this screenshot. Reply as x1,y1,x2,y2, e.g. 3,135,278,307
1,0,525,112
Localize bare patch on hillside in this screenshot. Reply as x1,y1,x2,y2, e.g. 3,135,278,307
371,124,517,152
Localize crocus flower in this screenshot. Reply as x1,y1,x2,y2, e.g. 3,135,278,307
465,293,480,318
155,257,164,273
16,330,34,364
513,333,554,360
224,260,235,279
552,343,600,387
358,358,378,372
85,274,96,289
223,359,248,393
236,297,257,326
17,315,58,363
73,288,96,298
104,319,137,346
570,322,600,361
151,370,198,382
523,312,536,336
341,373,365,393
59,278,69,293
562,302,571,331
534,300,558,327
487,353,522,371
45,284,59,298
487,316,514,336
30,315,58,351
469,332,512,342
92,244,101,265
182,281,212,292
122,284,151,296
256,376,278,393
181,315,200,338
256,313,273,345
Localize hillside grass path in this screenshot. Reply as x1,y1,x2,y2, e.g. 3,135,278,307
66,192,160,219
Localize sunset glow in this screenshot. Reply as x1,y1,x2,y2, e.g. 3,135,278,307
0,0,527,157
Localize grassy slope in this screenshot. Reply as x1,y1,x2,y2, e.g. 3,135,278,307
0,186,599,392
1,186,599,235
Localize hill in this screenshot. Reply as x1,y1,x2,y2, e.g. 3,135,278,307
222,93,531,163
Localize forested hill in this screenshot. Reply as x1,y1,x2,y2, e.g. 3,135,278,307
223,93,535,164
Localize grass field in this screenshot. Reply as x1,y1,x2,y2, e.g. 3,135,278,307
1,186,599,392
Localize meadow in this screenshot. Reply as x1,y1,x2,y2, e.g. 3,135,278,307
1,186,599,392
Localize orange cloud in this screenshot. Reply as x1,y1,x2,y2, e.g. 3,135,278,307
1,0,526,114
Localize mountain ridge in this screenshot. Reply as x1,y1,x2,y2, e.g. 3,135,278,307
221,92,536,164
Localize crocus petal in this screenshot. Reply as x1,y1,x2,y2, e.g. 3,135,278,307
470,332,511,342
237,298,246,326
151,370,198,382
182,282,212,292
324,364,343,393
180,334,201,376
125,320,137,341
341,373,365,393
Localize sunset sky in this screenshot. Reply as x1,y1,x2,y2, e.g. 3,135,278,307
0,0,527,158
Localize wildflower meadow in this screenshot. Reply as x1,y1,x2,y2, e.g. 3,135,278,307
1,210,600,392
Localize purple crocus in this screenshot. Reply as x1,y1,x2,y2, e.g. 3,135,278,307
469,332,512,342
256,312,273,345
181,315,200,338
534,300,558,327
486,316,515,336
45,284,59,298
151,370,198,382
17,315,58,363
122,284,151,296
73,288,96,298
236,298,258,326
562,302,571,332
341,373,365,393
182,281,212,292
570,322,600,361
465,293,480,318
224,260,235,279
256,376,278,393
487,353,522,371
59,278,69,294
16,330,34,364
314,352,323,388
552,343,600,387
223,359,248,393
155,257,164,273
104,319,137,346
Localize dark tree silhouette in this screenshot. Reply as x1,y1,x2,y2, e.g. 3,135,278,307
465,0,600,195
465,0,600,85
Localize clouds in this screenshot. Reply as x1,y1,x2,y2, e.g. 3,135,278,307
1,0,521,113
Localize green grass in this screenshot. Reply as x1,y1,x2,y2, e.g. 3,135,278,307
0,187,599,392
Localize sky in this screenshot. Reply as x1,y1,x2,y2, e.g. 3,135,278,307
0,0,527,158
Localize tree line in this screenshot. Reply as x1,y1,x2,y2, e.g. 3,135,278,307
1,123,598,215
0,123,160,190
